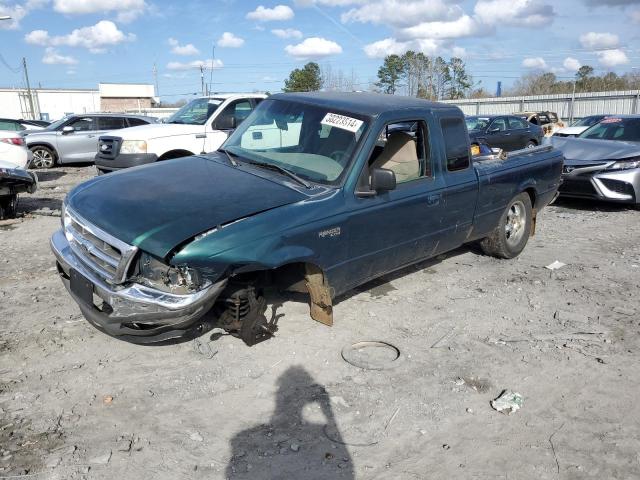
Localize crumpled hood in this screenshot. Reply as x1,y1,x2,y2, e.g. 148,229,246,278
66,154,306,259
549,136,640,163
114,123,206,140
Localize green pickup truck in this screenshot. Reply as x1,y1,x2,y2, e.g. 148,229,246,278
51,92,563,346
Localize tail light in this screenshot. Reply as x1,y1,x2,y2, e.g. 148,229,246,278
0,137,25,146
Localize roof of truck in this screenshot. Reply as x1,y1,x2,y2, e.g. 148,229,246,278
271,91,458,117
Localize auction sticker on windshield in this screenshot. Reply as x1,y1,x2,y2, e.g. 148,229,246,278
321,113,363,133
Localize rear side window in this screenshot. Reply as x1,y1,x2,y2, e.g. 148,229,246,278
127,117,150,127
0,120,18,131
98,117,128,130
440,117,470,172
508,117,528,129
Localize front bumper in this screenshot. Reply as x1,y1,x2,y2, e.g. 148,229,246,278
51,229,227,344
559,167,640,205
95,152,158,173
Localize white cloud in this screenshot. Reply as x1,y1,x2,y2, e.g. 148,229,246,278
271,28,303,39
168,37,199,56
563,57,581,72
284,37,342,59
166,58,224,71
342,0,463,28
579,32,619,50
0,0,47,29
294,0,364,5
522,57,548,70
53,0,147,22
474,0,555,27
42,47,78,65
25,21,135,53
217,32,244,48
363,37,440,58
246,5,294,22
398,15,483,40
596,49,629,67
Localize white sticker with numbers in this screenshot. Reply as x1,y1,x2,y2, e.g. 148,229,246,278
321,113,363,133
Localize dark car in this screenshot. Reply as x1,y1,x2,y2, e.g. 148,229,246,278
25,113,157,169
550,115,640,207
51,92,562,346
466,115,544,151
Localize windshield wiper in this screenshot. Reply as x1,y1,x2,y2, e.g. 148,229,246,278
247,160,311,189
218,148,238,167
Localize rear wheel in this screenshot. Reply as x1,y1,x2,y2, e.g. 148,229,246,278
30,146,56,169
480,192,532,259
525,140,536,148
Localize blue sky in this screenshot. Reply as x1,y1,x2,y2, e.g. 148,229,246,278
0,0,638,99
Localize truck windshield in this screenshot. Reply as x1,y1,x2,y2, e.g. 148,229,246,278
166,98,224,125
223,98,368,185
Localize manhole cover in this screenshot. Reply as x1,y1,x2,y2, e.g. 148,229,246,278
341,341,401,370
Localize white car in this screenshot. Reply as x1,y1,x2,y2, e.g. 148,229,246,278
94,93,266,173
0,130,32,169
553,115,610,138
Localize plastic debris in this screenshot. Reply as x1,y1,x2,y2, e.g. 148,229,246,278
545,261,566,270
490,390,523,415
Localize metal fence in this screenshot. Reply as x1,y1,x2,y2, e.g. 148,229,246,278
442,90,640,121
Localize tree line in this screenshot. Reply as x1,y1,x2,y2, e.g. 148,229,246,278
282,59,640,99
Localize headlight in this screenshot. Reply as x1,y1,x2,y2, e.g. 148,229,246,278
607,158,640,171
135,252,208,294
120,140,147,154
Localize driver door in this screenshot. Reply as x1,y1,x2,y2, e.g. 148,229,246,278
204,99,255,152
486,117,511,150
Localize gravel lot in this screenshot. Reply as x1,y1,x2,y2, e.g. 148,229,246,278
1,165,639,479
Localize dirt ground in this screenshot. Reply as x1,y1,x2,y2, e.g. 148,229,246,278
1,165,639,480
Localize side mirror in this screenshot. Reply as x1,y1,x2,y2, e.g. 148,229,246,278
371,167,396,192
62,126,75,134
214,115,236,130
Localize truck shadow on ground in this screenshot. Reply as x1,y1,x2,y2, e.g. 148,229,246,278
225,366,355,479
17,196,62,215
32,170,67,182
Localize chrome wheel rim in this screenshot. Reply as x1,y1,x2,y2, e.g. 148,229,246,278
526,142,535,148
505,200,526,246
32,149,54,168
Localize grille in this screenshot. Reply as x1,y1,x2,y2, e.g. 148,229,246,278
599,179,635,197
559,178,597,196
97,137,121,160
64,208,138,284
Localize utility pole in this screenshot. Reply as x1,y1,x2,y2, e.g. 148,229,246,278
200,64,205,95
209,45,215,95
152,62,159,100
22,57,36,120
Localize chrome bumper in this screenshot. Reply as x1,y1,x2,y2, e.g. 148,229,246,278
51,229,227,343
560,167,640,204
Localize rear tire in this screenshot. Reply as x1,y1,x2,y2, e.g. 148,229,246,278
525,140,536,148
30,146,56,169
480,192,532,259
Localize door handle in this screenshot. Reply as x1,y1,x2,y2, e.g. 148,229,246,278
426,193,441,206
195,134,206,139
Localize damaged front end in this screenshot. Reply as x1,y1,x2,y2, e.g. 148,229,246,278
51,206,228,344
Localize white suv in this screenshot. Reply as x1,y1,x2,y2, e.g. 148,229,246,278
95,93,266,173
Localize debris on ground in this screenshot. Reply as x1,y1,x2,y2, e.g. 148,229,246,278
490,390,524,415
545,260,566,270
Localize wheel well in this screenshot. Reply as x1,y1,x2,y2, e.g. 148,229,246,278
158,149,194,161
528,139,538,145
29,143,58,159
524,187,536,208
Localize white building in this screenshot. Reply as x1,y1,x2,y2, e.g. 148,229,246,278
0,83,156,122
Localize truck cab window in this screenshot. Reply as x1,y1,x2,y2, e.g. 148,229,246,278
440,117,470,172
368,120,431,183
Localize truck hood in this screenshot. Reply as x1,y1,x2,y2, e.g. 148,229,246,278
113,123,207,140
66,154,306,259
549,136,640,163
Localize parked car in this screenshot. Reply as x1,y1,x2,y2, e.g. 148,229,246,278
514,111,565,136
25,113,157,169
550,115,640,208
94,93,266,174
51,92,563,346
553,115,610,138
0,159,37,219
0,117,48,132
466,115,544,151
0,130,32,169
